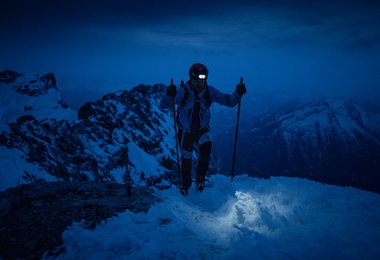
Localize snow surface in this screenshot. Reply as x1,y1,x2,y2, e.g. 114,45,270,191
57,174,380,259
0,146,57,191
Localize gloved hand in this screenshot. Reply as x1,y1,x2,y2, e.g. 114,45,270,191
236,82,246,96
167,83,177,97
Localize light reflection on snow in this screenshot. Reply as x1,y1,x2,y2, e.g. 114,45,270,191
59,175,380,259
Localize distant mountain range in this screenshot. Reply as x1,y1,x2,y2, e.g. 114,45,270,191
1,69,380,194
215,98,380,193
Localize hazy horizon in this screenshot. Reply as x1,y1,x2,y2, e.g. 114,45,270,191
1,0,380,109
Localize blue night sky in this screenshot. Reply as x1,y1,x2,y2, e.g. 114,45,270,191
1,0,380,109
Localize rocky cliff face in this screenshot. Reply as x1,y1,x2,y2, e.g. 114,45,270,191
216,98,380,193
0,70,178,190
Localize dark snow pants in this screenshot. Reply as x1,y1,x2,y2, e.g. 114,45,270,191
177,127,212,191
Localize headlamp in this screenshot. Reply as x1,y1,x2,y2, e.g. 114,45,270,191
198,74,207,80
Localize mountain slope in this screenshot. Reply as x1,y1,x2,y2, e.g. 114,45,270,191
216,98,380,193
0,69,77,189
0,81,177,190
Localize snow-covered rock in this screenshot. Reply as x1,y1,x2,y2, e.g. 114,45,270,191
0,69,76,129
58,174,380,259
0,180,158,259
0,79,178,190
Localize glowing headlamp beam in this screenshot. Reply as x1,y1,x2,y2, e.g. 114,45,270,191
198,74,207,79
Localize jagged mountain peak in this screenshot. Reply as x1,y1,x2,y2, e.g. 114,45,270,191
0,69,58,97
0,69,75,126
78,84,167,128
0,69,23,84
1,79,175,190
252,97,380,152
98,83,166,101
258,97,377,136
128,83,166,99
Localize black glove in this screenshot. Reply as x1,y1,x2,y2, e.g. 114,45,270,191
166,83,177,97
236,82,246,96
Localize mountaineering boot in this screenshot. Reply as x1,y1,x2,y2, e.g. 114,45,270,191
195,171,205,192
180,156,192,196
196,182,205,192
195,141,211,193
180,187,189,196
195,172,205,192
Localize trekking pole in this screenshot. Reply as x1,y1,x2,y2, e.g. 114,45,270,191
231,77,244,181
170,78,182,189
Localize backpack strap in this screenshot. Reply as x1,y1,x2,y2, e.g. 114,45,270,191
202,85,211,107
179,81,211,108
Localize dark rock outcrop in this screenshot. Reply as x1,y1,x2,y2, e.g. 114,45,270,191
0,181,158,259
0,69,22,84
2,83,174,185
11,72,58,96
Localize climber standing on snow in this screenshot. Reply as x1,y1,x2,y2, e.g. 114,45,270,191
161,63,246,195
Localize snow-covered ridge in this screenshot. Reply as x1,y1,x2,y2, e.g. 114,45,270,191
216,97,380,193
0,76,177,191
260,98,380,139
0,69,76,127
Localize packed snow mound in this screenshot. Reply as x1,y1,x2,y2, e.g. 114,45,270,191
0,145,56,191
0,69,75,127
59,174,380,259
